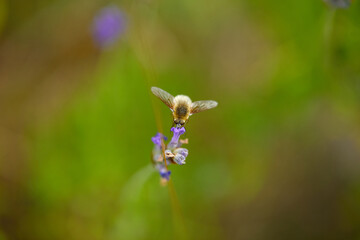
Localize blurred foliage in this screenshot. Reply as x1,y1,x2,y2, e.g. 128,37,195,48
0,0,6,35
1,0,360,239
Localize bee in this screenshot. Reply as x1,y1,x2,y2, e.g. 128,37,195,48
151,86,218,127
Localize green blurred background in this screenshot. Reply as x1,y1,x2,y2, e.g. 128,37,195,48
1,0,360,239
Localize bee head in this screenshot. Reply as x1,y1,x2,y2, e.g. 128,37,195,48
174,119,186,128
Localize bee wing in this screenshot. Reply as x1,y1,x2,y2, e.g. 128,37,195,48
151,87,175,109
191,100,218,114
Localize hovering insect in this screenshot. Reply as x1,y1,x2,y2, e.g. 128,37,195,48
151,87,218,127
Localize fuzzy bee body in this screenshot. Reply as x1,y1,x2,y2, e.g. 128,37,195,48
151,87,218,127
173,95,192,125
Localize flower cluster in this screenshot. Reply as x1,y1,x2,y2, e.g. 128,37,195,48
151,127,189,184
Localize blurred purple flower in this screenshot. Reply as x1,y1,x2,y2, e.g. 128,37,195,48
174,148,188,158
168,127,186,148
173,154,186,165
156,164,171,180
173,148,188,165
93,6,126,48
323,0,351,8
151,133,167,149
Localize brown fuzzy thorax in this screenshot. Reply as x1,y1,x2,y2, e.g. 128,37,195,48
174,103,190,120
173,95,192,123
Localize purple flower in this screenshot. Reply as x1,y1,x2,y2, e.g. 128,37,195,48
173,154,185,165
174,148,188,158
156,164,171,180
168,127,186,148
152,133,167,149
160,170,171,180
93,6,126,48
151,125,188,182
173,148,188,165
323,0,350,8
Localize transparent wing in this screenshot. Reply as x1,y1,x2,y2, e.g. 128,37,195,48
151,87,175,109
191,100,218,114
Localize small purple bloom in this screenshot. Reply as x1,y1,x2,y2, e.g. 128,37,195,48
156,164,171,180
174,154,185,165
173,148,188,165
160,170,171,180
168,127,186,148
174,148,188,158
151,133,167,148
93,6,126,48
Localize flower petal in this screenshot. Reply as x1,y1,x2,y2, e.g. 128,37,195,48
168,127,186,148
